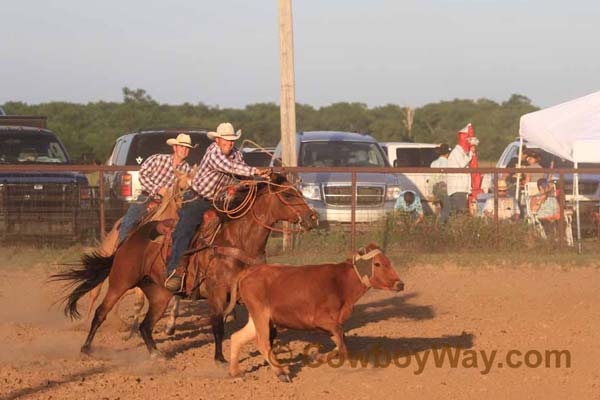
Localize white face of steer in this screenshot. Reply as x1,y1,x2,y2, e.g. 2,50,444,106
361,245,404,291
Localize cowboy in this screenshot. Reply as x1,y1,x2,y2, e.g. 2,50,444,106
117,133,194,244
164,122,271,292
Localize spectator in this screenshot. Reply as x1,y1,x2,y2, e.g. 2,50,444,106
394,190,424,226
523,151,545,185
429,143,451,222
447,130,477,214
482,180,520,222
530,178,560,236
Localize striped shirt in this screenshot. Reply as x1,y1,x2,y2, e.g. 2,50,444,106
138,154,191,197
191,142,257,200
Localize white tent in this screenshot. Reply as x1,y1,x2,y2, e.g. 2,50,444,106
518,90,600,251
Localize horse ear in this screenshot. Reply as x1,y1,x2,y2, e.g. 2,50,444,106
270,173,287,184
357,246,366,256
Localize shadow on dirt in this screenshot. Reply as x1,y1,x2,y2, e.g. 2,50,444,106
0,365,109,400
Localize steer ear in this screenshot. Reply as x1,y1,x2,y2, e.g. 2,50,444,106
364,243,379,252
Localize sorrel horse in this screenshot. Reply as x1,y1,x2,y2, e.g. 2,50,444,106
83,168,194,334
52,174,318,360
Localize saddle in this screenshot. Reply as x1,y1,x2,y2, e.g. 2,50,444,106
146,208,223,273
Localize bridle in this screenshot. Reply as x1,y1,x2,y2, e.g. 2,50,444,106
212,178,314,234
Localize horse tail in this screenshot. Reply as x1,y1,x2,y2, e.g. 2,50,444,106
50,251,115,320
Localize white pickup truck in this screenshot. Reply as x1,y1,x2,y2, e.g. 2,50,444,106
381,142,440,211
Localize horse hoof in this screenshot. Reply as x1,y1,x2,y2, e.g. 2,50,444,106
165,326,175,336
80,346,92,356
277,373,291,383
214,357,228,366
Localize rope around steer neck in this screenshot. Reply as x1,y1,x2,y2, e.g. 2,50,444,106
352,248,382,288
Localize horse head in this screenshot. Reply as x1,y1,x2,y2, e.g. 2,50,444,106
253,173,319,231
151,166,198,221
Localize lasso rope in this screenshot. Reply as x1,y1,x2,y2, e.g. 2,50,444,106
211,178,308,233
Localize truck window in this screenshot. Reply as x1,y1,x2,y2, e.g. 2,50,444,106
125,132,211,166
394,148,437,167
299,141,388,167
0,131,68,164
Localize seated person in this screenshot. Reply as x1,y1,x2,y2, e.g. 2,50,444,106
482,180,520,222
530,178,560,235
524,151,545,185
394,190,424,226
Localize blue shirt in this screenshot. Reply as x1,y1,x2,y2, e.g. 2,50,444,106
394,190,424,216
537,196,559,219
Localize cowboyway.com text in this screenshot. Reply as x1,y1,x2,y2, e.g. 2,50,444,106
294,344,571,375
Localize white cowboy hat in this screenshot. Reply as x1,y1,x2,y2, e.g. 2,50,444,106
208,122,242,141
166,133,197,148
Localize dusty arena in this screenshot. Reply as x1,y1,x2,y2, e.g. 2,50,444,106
1,259,599,400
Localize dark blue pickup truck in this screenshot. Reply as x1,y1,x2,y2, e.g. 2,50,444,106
0,117,96,241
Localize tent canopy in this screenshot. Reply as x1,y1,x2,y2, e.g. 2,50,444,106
519,91,600,164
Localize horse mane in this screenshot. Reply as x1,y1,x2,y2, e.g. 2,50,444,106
214,174,291,219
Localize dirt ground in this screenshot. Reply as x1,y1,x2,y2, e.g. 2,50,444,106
1,262,599,400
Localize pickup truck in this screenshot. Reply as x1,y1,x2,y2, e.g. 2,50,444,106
271,131,401,224
0,116,95,241
381,141,439,212
104,129,211,220
481,139,600,232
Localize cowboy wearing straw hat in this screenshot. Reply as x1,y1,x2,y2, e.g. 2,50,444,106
118,133,195,244
164,122,271,292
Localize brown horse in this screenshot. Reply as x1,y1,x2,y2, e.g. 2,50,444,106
52,174,318,360
83,168,194,332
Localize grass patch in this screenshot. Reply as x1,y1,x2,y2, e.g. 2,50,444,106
1,216,599,270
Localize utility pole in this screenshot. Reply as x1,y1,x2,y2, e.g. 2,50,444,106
278,0,297,249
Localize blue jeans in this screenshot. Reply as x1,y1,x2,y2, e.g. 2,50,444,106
166,194,210,275
118,194,149,244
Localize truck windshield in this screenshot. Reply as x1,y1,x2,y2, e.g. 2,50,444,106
126,132,212,166
521,148,600,169
0,132,68,164
299,141,388,167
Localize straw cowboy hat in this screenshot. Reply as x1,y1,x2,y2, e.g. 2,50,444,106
497,180,508,191
208,122,242,141
166,133,197,148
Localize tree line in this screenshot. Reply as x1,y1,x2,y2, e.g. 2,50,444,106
2,88,537,162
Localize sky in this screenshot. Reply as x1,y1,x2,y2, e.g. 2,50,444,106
2,0,600,109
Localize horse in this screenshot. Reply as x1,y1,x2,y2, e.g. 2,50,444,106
52,173,319,360
83,168,194,336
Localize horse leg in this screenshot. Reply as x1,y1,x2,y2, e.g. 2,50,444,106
86,282,103,322
123,288,146,340
81,283,129,355
208,284,228,364
229,316,257,378
164,295,180,335
138,280,173,359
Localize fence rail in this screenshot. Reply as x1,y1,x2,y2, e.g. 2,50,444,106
1,165,599,251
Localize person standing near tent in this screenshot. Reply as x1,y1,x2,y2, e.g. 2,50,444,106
446,129,477,214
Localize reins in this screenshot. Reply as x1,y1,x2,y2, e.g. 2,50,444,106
211,178,308,234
